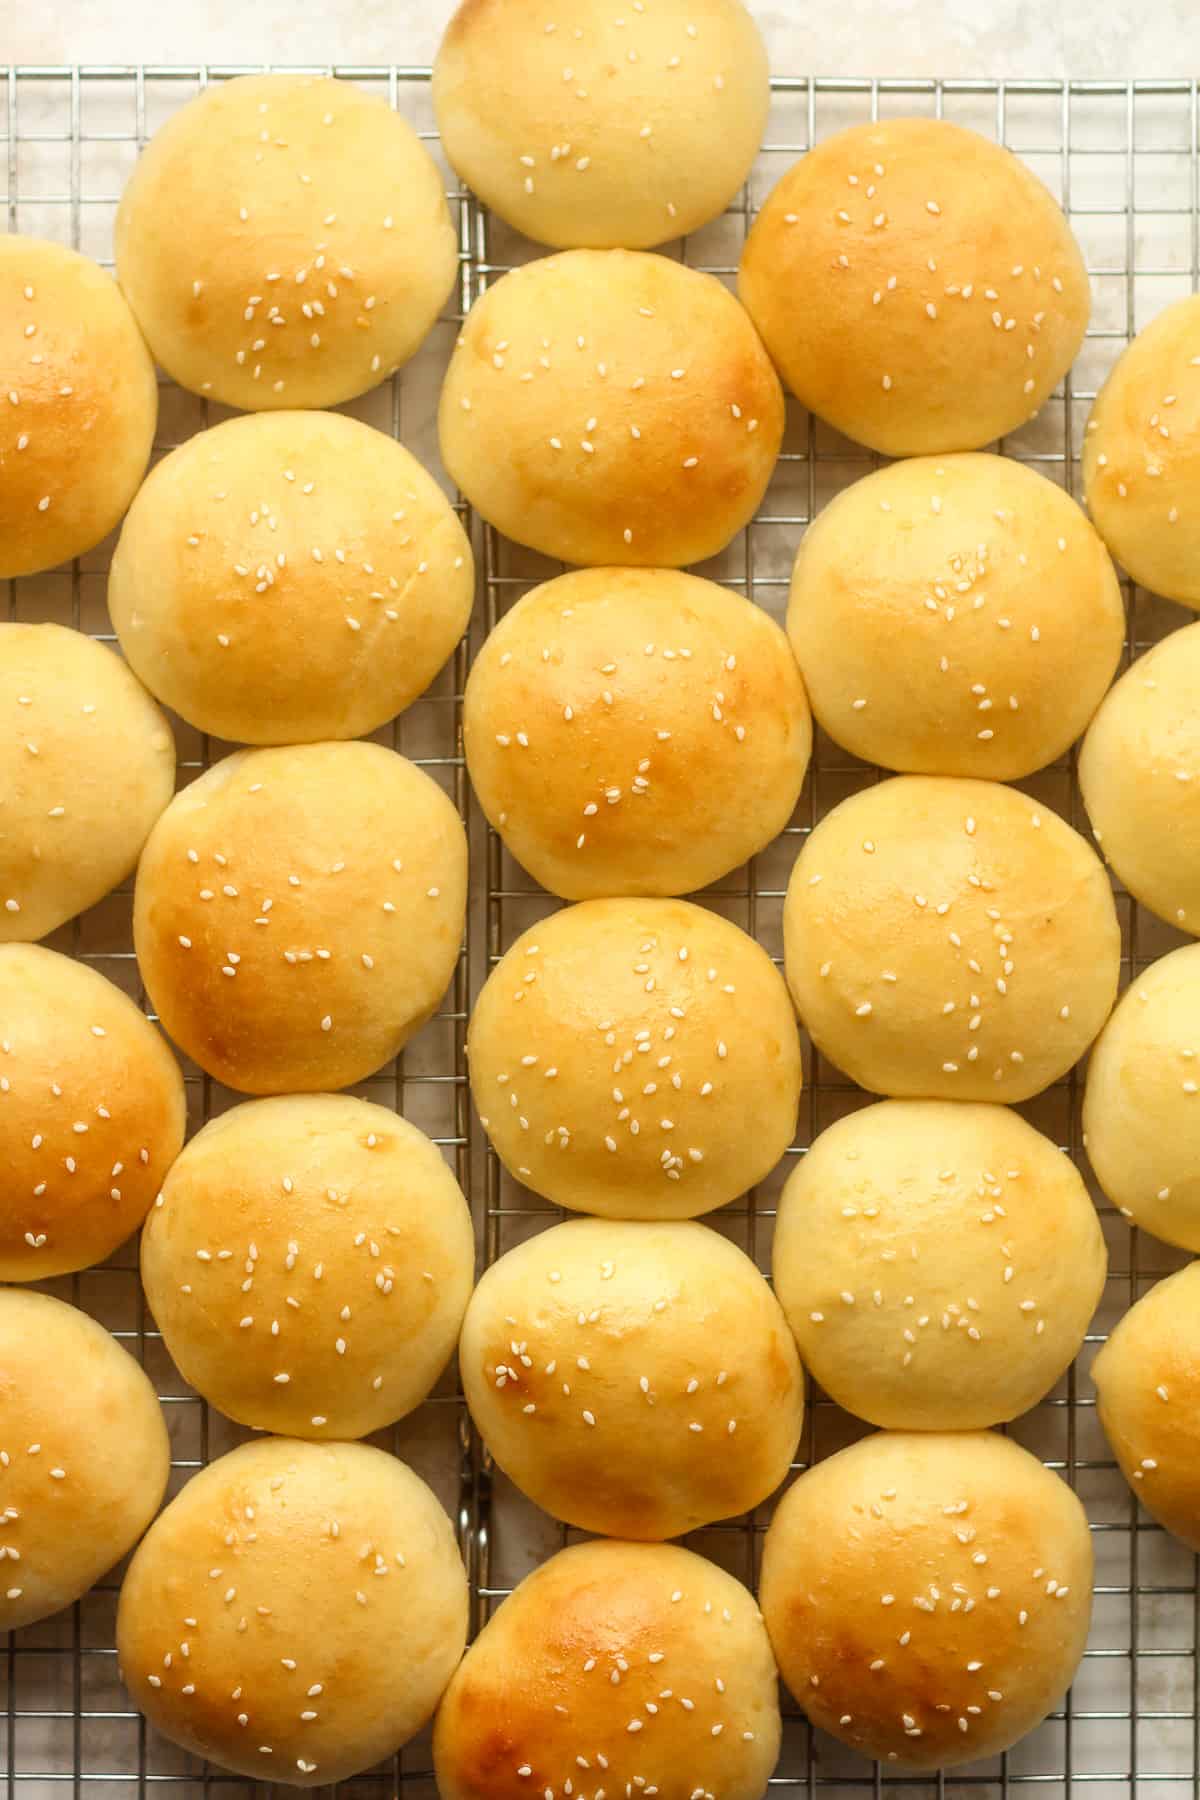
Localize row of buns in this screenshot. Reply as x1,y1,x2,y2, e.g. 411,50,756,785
38,1207,1199,1782
20,1238,1198,1790
0,935,1154,1458
10,781,1200,1288
5,1277,1112,1784
6,62,1200,603
7,471,1199,988
15,1088,1200,1784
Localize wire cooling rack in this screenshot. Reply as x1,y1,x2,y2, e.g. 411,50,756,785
4,62,1200,1800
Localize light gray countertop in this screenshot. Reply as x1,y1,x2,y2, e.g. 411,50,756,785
7,0,1193,76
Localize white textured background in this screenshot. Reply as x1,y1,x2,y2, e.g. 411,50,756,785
6,0,1194,76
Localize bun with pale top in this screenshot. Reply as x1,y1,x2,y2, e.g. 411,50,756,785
116,74,457,410
141,1093,474,1439
1083,942,1200,1252
469,897,802,1219
117,1437,468,1786
784,776,1120,1102
773,1098,1106,1429
788,453,1123,778
109,411,472,745
1080,620,1200,936
0,1290,169,1631
0,623,175,943
1092,1264,1200,1553
433,0,769,251
1083,294,1200,606
460,1216,804,1538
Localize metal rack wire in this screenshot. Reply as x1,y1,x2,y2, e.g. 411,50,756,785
3,63,1199,1800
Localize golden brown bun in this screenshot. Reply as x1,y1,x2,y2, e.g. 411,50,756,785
0,623,176,942
1082,295,1200,605
0,235,156,578
784,776,1120,1101
460,1216,804,1538
760,1430,1093,1770
141,1094,474,1438
469,898,801,1218
0,945,185,1280
115,75,457,411
116,1438,468,1786
1092,1264,1200,1552
1080,621,1200,933
739,118,1089,457
109,412,473,745
438,249,783,567
0,1290,169,1630
133,742,467,1094
773,1099,1106,1430
433,1540,780,1800
789,454,1124,778
433,0,768,251
1083,943,1200,1252
465,568,810,898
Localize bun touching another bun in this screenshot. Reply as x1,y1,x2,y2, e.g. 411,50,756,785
0,623,175,942
117,1438,468,1786
141,1094,474,1438
460,1217,804,1538
0,944,185,1281
465,568,810,898
788,454,1123,779
1083,943,1200,1252
469,898,801,1219
433,1539,780,1800
116,74,457,411
433,0,769,251
0,1290,169,1631
1080,621,1200,935
1082,294,1200,606
1092,1264,1200,1553
760,1431,1094,1770
439,250,784,567
134,742,467,1095
739,118,1089,456
109,412,473,745
773,1099,1106,1430
784,776,1120,1102
0,234,157,579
